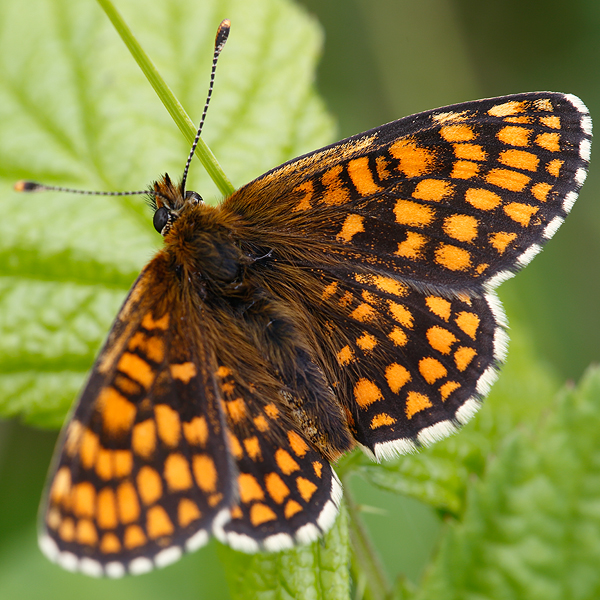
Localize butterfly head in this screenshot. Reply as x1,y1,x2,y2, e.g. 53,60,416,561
150,173,203,236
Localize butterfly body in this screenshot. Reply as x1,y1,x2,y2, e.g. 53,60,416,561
39,92,591,577
153,175,356,457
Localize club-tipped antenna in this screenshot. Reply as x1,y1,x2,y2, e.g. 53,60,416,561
13,180,150,197
180,19,230,194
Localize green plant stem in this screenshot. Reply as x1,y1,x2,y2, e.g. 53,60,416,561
95,0,235,197
344,482,392,600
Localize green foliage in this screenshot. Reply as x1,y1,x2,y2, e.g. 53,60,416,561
218,504,350,600
414,366,600,600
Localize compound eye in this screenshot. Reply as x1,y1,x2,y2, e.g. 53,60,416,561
185,190,203,204
153,206,170,234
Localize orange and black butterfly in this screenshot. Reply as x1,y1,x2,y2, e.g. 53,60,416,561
30,21,591,577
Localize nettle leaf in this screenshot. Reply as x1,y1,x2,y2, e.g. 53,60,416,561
0,0,334,429
218,503,350,600
414,366,600,600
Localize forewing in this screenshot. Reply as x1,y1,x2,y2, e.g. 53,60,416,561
39,262,234,578
225,92,591,294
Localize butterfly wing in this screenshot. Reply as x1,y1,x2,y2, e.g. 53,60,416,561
253,265,505,459
225,92,590,292
40,251,347,573
211,364,342,553
223,92,591,458
39,257,236,577
180,289,349,553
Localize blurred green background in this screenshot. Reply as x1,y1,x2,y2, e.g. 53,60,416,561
0,0,598,598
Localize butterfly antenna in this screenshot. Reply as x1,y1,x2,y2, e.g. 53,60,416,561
180,19,230,194
14,180,150,197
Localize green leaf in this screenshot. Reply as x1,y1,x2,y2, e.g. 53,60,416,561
218,503,350,600
414,365,600,600
0,0,335,428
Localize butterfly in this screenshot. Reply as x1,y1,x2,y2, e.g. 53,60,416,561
31,21,592,579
